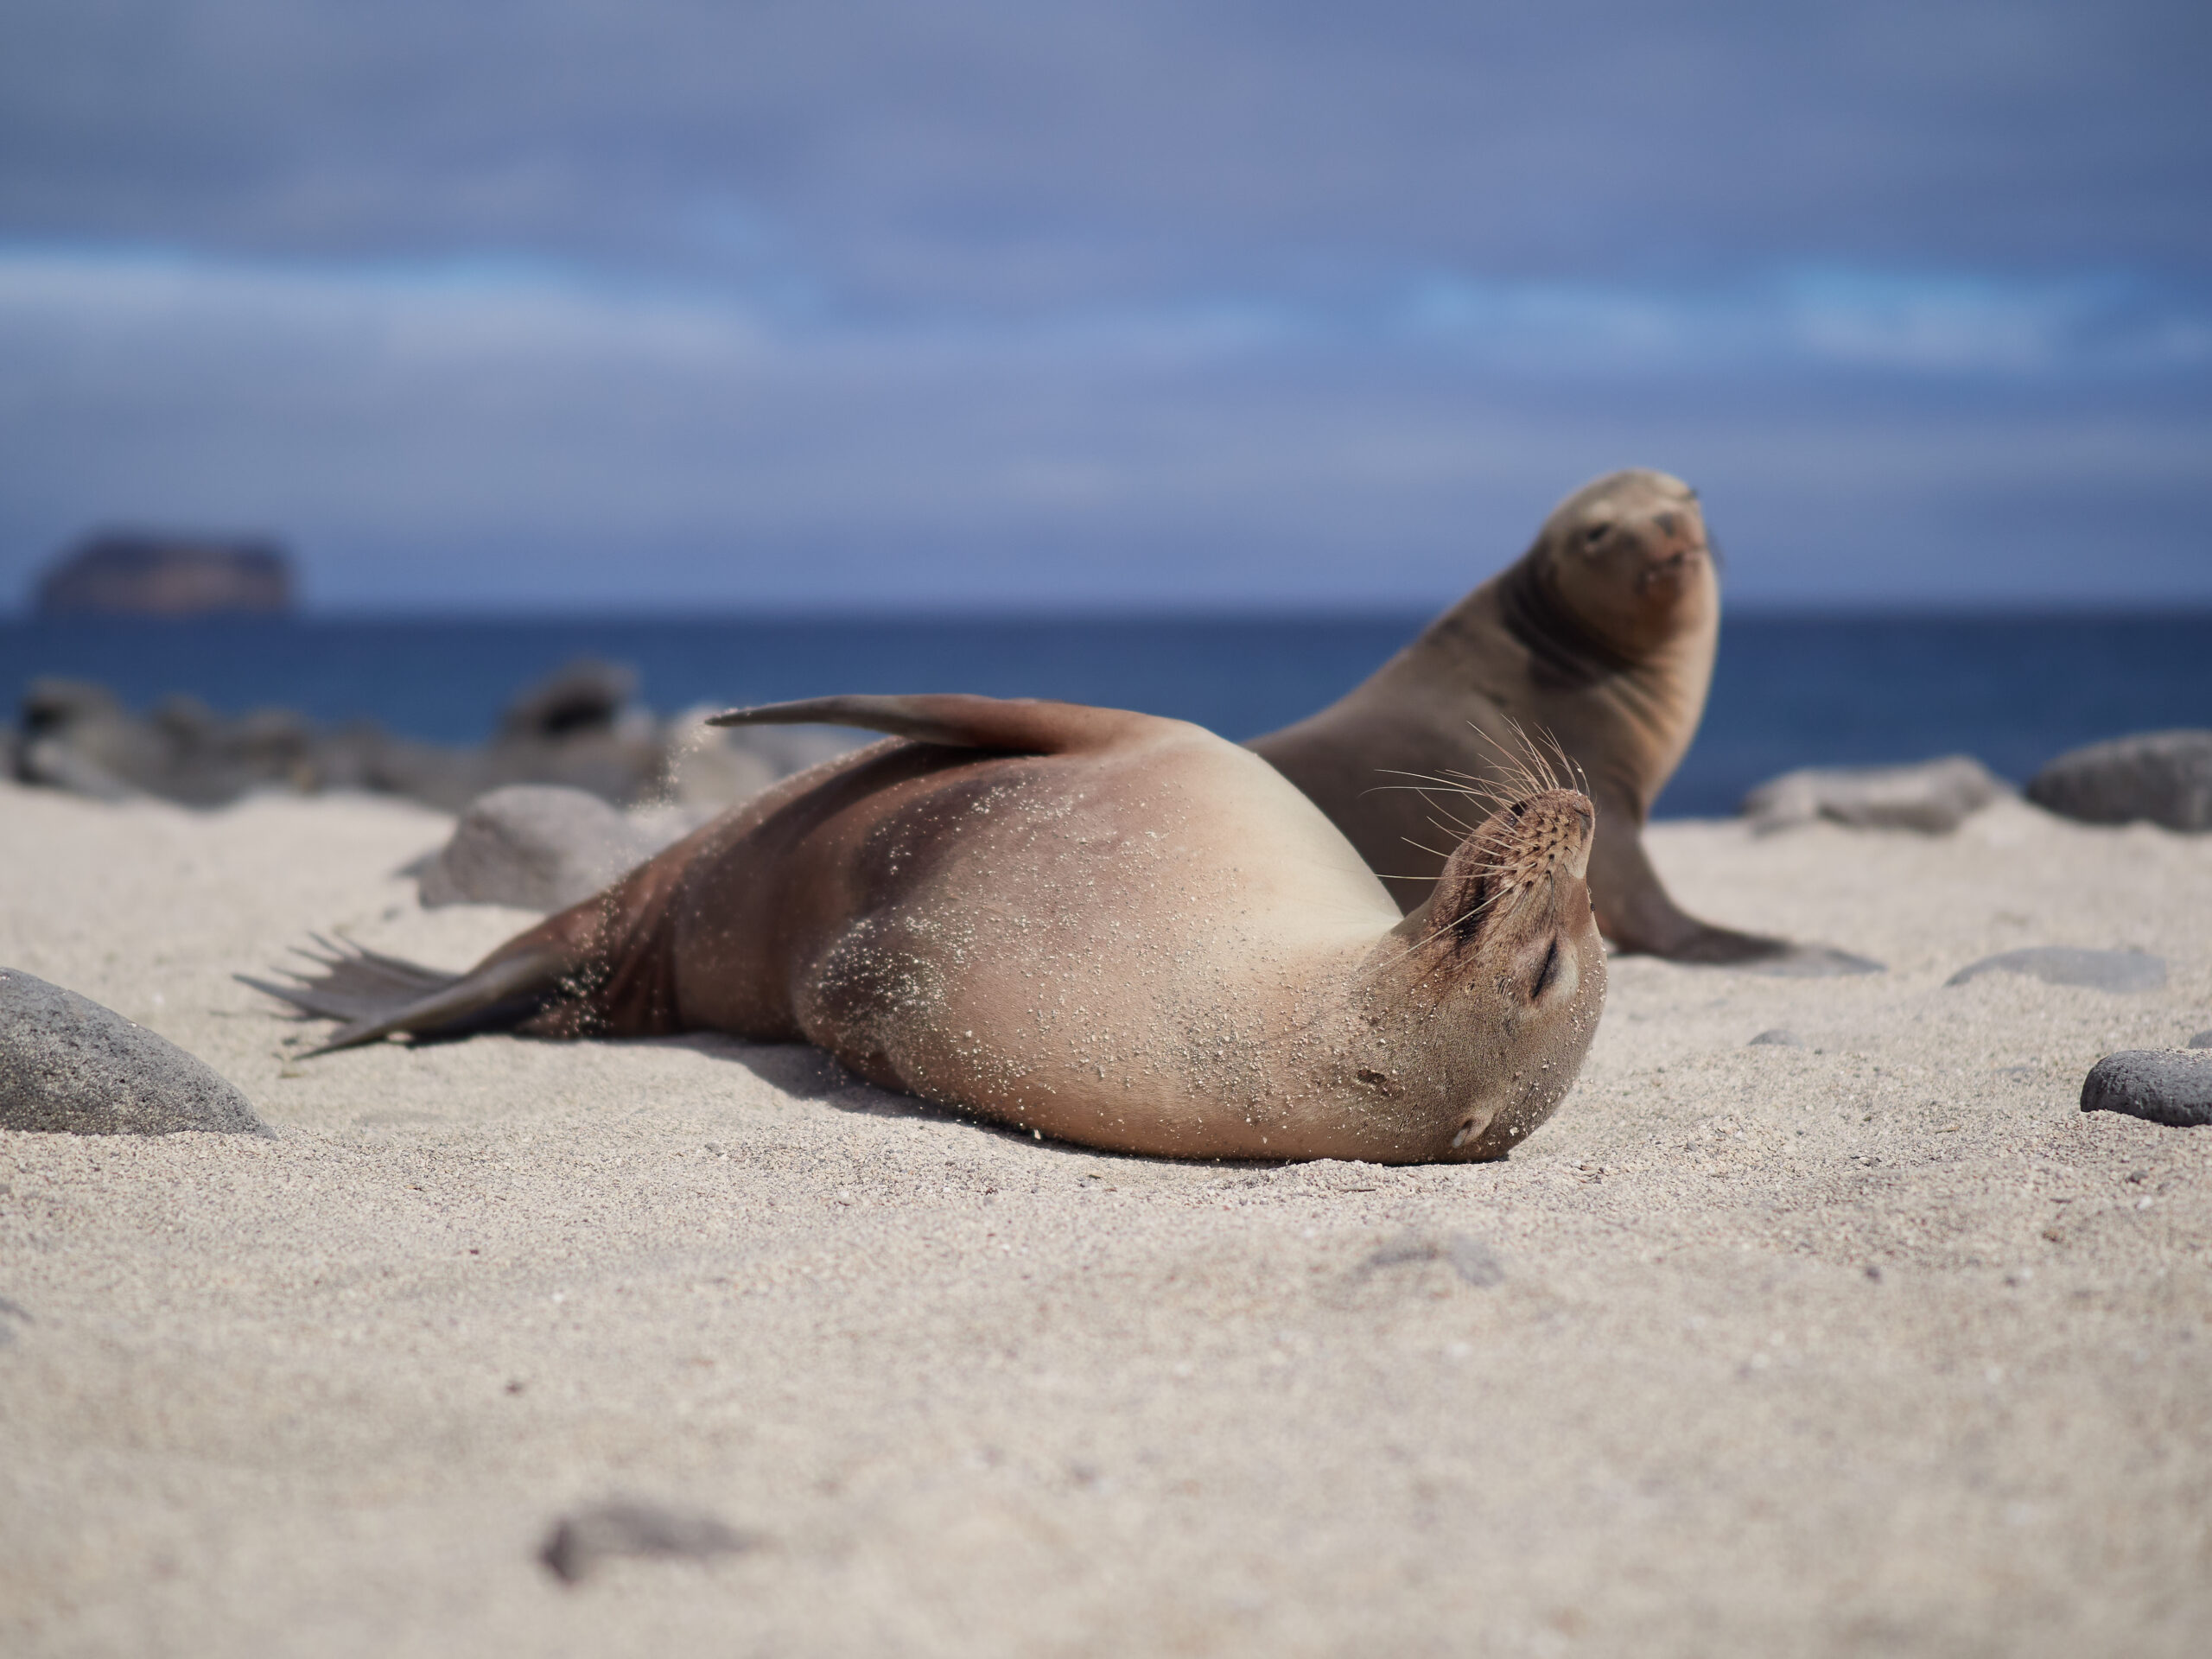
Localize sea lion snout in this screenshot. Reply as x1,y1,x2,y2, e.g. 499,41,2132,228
1423,785,1598,953
1628,511,1709,599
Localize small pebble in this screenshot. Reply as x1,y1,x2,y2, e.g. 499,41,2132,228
1945,946,2166,994
1747,1028,1806,1048
2080,1051,2212,1128
1357,1232,1503,1287
537,1498,754,1585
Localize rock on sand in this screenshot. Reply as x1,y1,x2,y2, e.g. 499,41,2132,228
0,968,270,1135
2080,1050,2212,1128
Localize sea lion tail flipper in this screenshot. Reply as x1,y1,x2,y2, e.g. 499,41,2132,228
238,937,571,1054
706,694,1147,755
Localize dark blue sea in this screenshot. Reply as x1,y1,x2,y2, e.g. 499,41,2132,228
3,612,2208,818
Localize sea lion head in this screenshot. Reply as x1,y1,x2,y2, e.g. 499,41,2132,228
1375,777,1607,1160
1531,468,1714,662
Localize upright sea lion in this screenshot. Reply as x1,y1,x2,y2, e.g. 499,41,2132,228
1251,470,1877,972
249,695,1605,1163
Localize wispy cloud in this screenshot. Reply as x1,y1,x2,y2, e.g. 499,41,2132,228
1,3,2206,608
1,245,2206,610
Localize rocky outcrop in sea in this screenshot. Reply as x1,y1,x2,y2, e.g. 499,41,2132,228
35,531,294,618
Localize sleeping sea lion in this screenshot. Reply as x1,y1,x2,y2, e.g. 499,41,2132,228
248,695,1605,1163
1250,470,1878,973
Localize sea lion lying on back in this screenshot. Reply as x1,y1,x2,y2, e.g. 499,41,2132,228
1252,470,1878,974
251,695,1605,1163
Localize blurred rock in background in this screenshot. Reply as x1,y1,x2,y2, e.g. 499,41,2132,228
8,657,864,816
2026,731,2212,832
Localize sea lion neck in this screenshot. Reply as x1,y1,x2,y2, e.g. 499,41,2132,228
1494,553,1642,691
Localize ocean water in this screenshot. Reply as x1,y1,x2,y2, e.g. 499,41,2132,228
3,611,2207,818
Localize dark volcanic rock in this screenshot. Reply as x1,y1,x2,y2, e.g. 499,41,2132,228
500,659,638,741
1945,946,2167,994
1742,755,2007,835
2026,730,2212,831
537,1499,754,1585
16,677,318,805
1739,944,1887,977
418,785,672,911
13,660,865,814
2080,1050,2212,1128
0,969,270,1136
36,531,292,618
482,659,668,805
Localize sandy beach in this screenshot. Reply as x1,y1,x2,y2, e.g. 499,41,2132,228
3,776,2209,1656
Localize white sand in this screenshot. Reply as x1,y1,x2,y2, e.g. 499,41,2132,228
3,779,2209,1656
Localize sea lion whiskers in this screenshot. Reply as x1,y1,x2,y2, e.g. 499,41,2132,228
1342,785,1593,999
1465,717,1576,801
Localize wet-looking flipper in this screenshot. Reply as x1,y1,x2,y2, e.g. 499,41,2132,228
707,694,1148,756
237,937,570,1054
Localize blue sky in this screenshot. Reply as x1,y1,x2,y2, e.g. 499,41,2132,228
2,1,2206,611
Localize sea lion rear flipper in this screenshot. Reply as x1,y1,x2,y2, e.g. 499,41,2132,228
238,938,571,1054
707,695,1147,756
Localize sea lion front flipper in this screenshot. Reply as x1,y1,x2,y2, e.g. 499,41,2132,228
238,938,572,1054
1590,818,1884,975
707,694,1150,756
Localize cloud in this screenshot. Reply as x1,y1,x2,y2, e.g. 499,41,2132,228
0,3,2206,608
2,245,2206,610
3,2,2208,298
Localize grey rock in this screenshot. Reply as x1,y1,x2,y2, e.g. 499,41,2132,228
19,677,323,807
2026,730,2212,831
1736,944,1887,977
499,658,638,742
1748,1028,1806,1047
1358,1231,1504,1287
0,969,270,1136
418,785,666,911
17,734,139,802
1945,946,2167,994
2190,1031,2212,1050
537,1498,754,1585
1742,755,2008,835
2080,1050,2212,1128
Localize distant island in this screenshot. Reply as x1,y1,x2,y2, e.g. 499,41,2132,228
35,531,295,618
